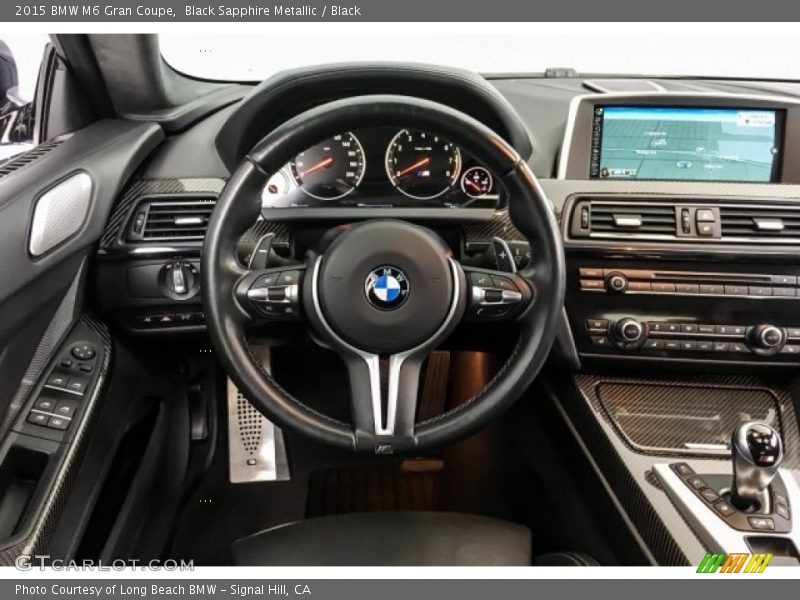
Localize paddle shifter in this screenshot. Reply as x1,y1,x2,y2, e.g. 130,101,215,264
730,421,784,510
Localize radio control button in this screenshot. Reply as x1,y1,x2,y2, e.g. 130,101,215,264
788,328,800,339
680,341,696,351
725,285,748,296
629,281,651,291
664,341,680,351
773,287,796,298
780,345,800,355
699,284,724,295
773,275,797,286
606,273,629,293
664,323,680,333
698,325,715,334
586,319,608,331
651,282,676,293
697,341,714,351
681,323,698,333
675,283,699,294
749,286,773,297
580,279,604,290
578,268,603,278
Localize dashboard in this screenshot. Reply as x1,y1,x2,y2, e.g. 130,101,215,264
261,127,501,210
93,70,800,374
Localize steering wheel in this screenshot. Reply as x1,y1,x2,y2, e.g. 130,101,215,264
202,95,565,454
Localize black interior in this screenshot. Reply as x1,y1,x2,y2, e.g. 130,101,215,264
2,33,800,567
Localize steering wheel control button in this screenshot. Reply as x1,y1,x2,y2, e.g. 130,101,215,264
467,269,526,321
70,343,96,361
247,269,304,320
364,266,410,310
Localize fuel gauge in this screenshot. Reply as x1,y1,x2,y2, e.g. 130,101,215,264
461,166,493,198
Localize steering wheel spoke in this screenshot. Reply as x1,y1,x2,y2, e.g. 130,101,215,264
462,267,534,323
235,266,306,322
344,350,428,453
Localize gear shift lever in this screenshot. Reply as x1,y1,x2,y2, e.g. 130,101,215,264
730,422,783,510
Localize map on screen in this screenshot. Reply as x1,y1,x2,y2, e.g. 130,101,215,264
591,106,780,182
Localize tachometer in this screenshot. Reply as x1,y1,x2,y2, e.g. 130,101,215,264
385,130,461,200
290,132,365,200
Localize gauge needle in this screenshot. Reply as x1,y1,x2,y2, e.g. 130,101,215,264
396,157,430,178
299,156,334,177
465,179,483,193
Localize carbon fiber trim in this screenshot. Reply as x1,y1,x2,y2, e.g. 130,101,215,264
0,315,112,566
596,380,783,457
462,210,524,242
99,178,226,247
556,371,800,565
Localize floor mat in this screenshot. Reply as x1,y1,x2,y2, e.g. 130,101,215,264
306,464,442,517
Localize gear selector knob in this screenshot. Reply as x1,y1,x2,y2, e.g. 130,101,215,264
730,422,783,509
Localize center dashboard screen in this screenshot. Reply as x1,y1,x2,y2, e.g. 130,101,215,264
590,106,782,182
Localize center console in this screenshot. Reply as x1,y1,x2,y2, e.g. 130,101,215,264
549,90,800,566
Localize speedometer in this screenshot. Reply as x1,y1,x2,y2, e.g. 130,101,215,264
385,130,461,200
290,132,365,200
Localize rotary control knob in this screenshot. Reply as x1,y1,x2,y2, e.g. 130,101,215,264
748,324,785,355
159,260,199,300
614,318,645,342
605,272,629,293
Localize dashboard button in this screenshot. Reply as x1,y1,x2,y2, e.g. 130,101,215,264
773,275,797,286
724,285,748,296
586,319,608,331
697,325,715,334
65,378,88,395
748,517,775,531
681,323,698,333
664,341,680,351
696,209,716,222
714,500,737,517
643,339,663,350
674,463,694,476
687,476,707,490
697,222,715,236
749,286,773,297
780,345,800,355
697,341,714,351
578,268,603,278
590,336,609,347
54,400,79,419
699,284,724,295
675,283,699,294
700,488,720,503
714,342,731,352
628,281,651,291
788,328,800,339
773,287,796,297
648,322,664,332
580,279,604,290
729,342,750,353
664,323,680,333
651,282,676,293
680,341,696,351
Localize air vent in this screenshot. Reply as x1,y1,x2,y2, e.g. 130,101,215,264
720,206,800,241
571,199,677,239
128,198,216,242
0,138,66,179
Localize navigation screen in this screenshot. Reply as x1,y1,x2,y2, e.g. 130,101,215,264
590,106,781,182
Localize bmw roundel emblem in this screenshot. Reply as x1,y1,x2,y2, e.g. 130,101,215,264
365,266,410,310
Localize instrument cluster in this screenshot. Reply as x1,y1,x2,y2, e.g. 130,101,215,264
261,127,501,209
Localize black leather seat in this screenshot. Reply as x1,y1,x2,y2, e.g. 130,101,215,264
231,511,598,566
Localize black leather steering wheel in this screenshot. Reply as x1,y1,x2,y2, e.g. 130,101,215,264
202,95,565,454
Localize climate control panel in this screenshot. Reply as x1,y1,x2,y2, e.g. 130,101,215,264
585,318,800,358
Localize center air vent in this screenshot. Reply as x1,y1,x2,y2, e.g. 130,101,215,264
127,198,216,242
571,199,677,239
719,206,800,241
